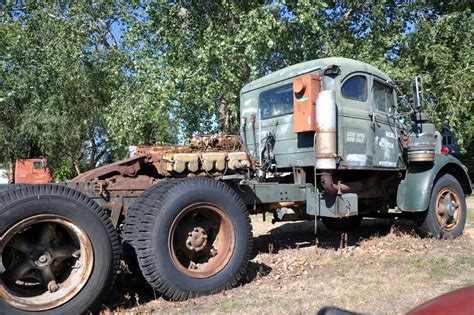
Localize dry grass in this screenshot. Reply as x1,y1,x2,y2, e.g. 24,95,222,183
105,196,474,315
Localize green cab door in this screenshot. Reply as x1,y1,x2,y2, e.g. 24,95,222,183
370,77,401,169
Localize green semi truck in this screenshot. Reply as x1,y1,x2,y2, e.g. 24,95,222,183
0,57,471,314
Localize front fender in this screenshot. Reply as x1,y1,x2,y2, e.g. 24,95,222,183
397,154,472,212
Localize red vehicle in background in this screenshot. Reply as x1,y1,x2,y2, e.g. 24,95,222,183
13,158,52,184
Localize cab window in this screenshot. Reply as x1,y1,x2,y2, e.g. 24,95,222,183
33,161,44,169
373,81,394,112
341,75,367,102
259,83,293,119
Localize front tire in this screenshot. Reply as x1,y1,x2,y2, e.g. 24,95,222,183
123,178,253,301
417,174,467,239
0,185,120,314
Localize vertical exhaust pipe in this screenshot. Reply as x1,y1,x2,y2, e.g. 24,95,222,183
315,90,337,170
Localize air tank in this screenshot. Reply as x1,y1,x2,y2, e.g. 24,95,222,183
315,90,337,169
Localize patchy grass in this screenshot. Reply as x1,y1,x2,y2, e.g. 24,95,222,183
106,196,474,314
410,255,472,281
467,196,474,222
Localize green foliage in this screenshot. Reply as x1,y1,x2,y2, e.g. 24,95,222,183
0,2,128,178
0,1,472,178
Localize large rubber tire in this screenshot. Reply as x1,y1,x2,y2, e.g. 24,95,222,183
0,185,10,193
416,174,467,239
122,177,253,301
0,184,25,194
0,185,120,314
321,216,363,232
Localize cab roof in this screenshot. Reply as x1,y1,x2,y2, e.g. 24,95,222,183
241,57,392,94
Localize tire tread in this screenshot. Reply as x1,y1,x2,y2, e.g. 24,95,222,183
123,178,253,301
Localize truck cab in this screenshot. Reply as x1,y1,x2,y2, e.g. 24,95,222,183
240,57,402,171
14,159,52,184
239,57,471,237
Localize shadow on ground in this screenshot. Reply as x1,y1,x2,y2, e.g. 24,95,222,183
106,260,273,311
104,217,416,311
252,217,417,255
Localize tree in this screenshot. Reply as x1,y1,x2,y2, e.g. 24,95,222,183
1,1,472,179
0,2,128,178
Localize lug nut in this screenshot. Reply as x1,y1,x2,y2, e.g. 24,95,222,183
38,255,48,264
48,281,59,293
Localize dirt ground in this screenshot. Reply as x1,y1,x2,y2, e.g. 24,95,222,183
105,196,474,314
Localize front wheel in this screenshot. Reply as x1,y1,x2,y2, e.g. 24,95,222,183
417,174,467,239
123,178,253,301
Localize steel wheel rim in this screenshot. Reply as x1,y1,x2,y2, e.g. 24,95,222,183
435,188,461,232
0,214,94,311
169,203,235,278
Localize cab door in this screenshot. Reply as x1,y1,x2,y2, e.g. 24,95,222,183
370,78,400,168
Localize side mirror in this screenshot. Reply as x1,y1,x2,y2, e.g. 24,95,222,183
412,76,423,110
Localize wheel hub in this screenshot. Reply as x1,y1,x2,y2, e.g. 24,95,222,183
447,201,456,216
32,250,53,268
435,188,461,232
0,215,94,311
186,227,208,251
169,203,235,278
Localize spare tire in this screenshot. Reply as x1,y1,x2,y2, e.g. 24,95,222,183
123,177,253,301
0,185,120,314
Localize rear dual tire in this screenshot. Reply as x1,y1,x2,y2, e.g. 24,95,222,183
123,177,253,301
0,185,120,314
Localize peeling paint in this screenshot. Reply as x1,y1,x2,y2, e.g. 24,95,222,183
346,154,367,166
378,161,397,167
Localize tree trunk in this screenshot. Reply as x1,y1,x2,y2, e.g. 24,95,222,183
74,161,82,175
218,97,230,132
9,157,15,184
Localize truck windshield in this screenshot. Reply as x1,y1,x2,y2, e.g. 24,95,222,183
259,83,293,119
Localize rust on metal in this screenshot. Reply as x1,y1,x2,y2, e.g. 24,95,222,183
315,90,337,169
14,159,52,184
435,187,461,231
73,154,149,182
293,73,320,132
168,203,235,279
0,215,94,311
66,133,256,228
402,131,410,149
407,151,435,162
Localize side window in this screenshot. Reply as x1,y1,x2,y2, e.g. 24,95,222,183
259,83,293,119
341,75,367,102
33,161,44,169
373,81,394,113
